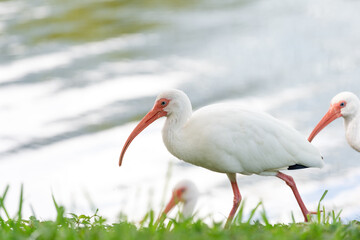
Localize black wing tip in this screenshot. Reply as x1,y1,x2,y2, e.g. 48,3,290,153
288,164,309,170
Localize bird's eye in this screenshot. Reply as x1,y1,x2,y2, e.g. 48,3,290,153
161,101,167,106
340,102,346,107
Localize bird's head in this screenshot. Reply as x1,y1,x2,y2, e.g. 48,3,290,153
308,91,360,142
118,89,191,166
162,180,199,217
330,92,360,118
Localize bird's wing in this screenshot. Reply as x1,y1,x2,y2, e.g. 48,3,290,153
182,105,323,174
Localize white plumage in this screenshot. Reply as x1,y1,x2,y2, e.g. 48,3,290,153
120,89,323,227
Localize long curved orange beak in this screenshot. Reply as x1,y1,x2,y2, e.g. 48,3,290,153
308,104,342,142
162,188,183,216
119,105,167,166
163,195,178,216
155,189,182,225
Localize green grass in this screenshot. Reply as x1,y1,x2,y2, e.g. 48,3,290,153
1,185,359,240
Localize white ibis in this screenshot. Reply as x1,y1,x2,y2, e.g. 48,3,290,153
308,92,360,152
119,89,323,227
159,180,199,221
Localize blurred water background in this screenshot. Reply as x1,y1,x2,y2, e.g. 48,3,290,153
1,0,360,223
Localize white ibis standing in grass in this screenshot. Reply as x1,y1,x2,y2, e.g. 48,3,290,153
159,180,199,222
119,89,323,227
308,92,360,152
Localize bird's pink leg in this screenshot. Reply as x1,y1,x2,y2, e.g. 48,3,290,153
276,172,316,222
225,173,242,228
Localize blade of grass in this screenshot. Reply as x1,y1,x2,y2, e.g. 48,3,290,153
260,204,270,226
140,211,150,227
0,185,10,219
317,190,328,223
52,194,59,212
17,184,24,221
30,204,37,219
52,193,65,225
235,200,246,223
291,211,295,224
335,209,342,223
246,202,262,224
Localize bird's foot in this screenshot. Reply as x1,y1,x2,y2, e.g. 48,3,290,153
309,210,321,215
304,210,322,222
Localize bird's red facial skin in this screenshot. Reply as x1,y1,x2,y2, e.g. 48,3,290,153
308,101,345,142
118,98,170,166
156,98,170,109
174,187,186,202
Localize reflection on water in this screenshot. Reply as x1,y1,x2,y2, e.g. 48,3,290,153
0,0,360,223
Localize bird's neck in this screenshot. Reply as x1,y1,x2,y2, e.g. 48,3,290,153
162,105,192,158
344,113,360,152
181,198,197,219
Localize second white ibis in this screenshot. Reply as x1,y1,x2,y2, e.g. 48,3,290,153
159,180,199,221
308,91,360,152
119,89,323,227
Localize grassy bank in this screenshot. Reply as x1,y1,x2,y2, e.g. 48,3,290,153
1,185,359,240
